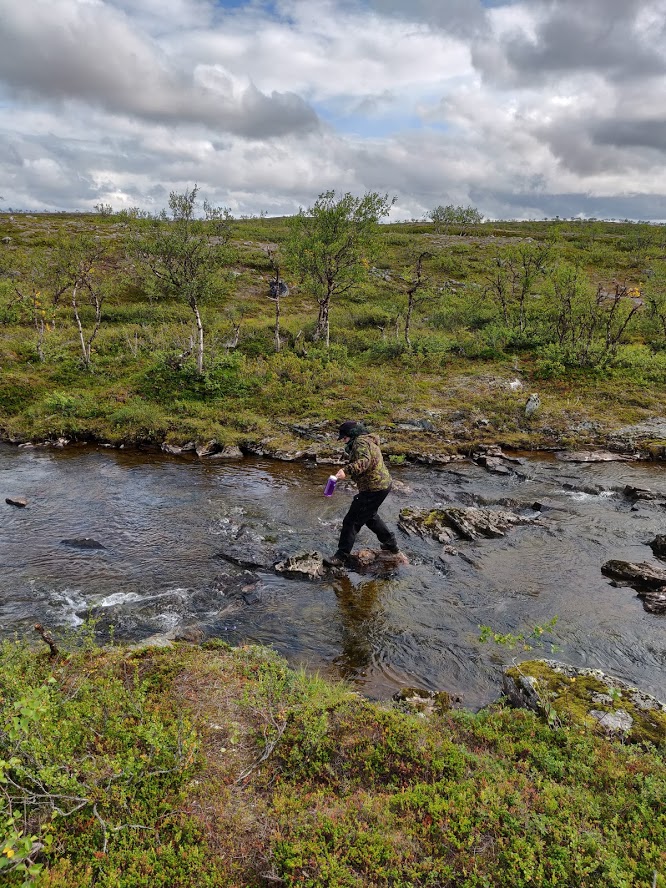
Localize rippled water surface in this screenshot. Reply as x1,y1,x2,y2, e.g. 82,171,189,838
1,443,665,708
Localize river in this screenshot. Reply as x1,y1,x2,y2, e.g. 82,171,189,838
1,443,665,709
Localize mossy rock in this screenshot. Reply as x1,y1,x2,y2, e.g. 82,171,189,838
503,659,666,746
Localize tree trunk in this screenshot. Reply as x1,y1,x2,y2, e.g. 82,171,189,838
191,298,204,374
314,297,330,346
72,283,90,367
405,296,414,348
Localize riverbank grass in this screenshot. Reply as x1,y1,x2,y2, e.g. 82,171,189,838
1,636,664,887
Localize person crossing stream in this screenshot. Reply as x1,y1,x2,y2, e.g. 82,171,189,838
323,421,403,567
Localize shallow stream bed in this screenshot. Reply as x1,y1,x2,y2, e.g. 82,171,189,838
1,443,665,709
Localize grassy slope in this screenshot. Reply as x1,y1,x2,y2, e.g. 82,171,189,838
1,638,664,888
0,214,665,455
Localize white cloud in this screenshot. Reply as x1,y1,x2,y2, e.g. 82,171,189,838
0,0,665,220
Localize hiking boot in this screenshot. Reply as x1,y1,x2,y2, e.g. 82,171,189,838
323,552,347,567
380,543,400,554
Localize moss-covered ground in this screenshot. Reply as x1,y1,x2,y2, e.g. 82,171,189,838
1,636,664,887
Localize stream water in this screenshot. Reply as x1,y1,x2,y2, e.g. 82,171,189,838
1,443,665,709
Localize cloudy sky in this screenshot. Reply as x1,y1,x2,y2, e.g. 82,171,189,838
1,0,666,220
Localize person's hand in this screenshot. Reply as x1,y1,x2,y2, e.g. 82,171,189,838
335,469,346,480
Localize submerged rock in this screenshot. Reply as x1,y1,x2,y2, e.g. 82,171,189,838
556,450,633,463
399,506,529,543
502,659,666,744
61,538,106,550
216,548,277,571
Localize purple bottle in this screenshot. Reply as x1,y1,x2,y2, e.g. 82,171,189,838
324,475,337,496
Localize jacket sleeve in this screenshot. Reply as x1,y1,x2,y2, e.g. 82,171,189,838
345,439,374,479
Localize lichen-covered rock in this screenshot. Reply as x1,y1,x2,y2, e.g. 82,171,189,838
502,659,666,745
274,552,325,579
399,506,528,543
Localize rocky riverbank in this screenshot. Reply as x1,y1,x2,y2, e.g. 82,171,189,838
4,411,666,466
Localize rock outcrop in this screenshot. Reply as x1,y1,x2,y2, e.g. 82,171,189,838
502,659,666,744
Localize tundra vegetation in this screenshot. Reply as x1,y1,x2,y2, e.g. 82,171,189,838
0,634,664,887
0,196,665,451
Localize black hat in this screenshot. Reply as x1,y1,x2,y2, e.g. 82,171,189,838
338,420,359,439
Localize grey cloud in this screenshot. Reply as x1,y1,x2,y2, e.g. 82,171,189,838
368,0,490,37
530,103,666,176
591,118,666,152
474,0,666,85
0,0,319,138
485,188,666,221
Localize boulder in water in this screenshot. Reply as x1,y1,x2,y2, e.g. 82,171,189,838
275,552,325,580
216,547,277,571
207,445,244,460
624,485,658,501
399,506,528,543
351,548,409,567
649,535,666,559
6,497,27,508
601,559,666,589
601,559,666,614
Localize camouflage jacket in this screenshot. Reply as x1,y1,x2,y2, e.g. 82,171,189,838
344,434,392,492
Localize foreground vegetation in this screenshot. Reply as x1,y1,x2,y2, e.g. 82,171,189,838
1,205,666,454
1,635,664,887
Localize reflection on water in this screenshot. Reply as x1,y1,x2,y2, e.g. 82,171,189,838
1,443,665,709
333,576,384,681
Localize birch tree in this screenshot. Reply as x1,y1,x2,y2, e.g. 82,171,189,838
133,186,233,375
286,190,393,347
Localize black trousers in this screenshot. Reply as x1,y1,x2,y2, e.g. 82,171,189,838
337,487,397,555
